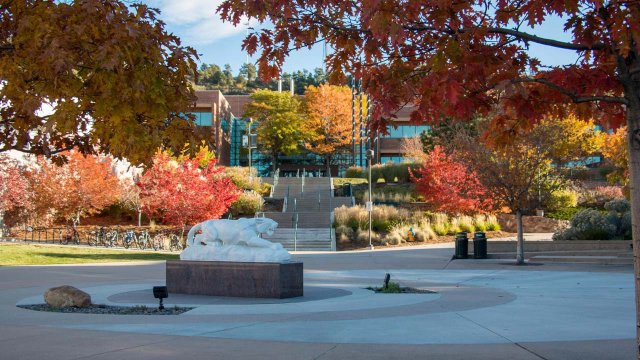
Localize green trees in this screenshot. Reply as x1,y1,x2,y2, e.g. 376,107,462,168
195,63,327,95
243,90,307,173
0,0,199,165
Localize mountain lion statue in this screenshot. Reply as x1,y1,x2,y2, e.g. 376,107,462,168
180,218,291,263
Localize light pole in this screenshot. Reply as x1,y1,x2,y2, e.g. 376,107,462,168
366,149,374,250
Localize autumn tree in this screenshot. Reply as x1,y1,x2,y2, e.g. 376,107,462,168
219,1,640,346
0,156,31,231
600,126,630,187
25,152,122,225
410,146,493,214
243,90,307,174
137,150,239,231
0,0,199,165
530,115,601,167
302,84,353,176
454,125,567,264
401,136,428,162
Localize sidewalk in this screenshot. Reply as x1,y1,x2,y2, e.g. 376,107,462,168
0,245,634,360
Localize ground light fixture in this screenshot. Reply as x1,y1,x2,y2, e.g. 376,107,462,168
153,286,168,310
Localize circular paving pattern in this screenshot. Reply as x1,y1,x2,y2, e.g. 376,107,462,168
16,269,634,345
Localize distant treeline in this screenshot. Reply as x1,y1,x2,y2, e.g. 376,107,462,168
193,63,327,95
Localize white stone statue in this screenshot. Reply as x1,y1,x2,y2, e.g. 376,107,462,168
180,217,291,263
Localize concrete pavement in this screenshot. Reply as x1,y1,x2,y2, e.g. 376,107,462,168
0,242,635,359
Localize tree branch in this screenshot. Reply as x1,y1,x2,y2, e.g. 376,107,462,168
520,78,628,105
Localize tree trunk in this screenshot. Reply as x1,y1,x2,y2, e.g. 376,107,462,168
625,93,640,359
325,155,332,177
516,209,525,265
137,209,142,227
617,53,640,358
272,151,278,176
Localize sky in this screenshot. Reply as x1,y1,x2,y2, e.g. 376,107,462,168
148,0,582,75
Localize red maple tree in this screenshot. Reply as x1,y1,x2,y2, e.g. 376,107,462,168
410,146,493,214
137,151,240,229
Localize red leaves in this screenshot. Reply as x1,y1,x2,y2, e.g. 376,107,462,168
218,0,633,136
410,146,494,214
137,151,240,226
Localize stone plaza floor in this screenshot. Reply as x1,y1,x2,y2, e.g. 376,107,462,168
0,243,635,359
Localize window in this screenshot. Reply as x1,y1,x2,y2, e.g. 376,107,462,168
191,112,212,127
384,125,430,138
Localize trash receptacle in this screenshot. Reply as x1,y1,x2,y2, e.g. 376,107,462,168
454,232,468,259
473,231,487,259
344,183,352,197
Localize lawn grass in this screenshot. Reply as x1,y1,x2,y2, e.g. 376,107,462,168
0,243,179,266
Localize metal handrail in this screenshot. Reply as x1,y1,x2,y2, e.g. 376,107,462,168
293,212,299,252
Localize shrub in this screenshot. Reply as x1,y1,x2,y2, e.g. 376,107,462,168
485,215,500,231
345,166,364,178
229,191,264,216
604,198,630,213
355,229,380,243
224,167,262,192
410,146,494,214
457,215,475,233
546,207,585,221
336,225,354,243
415,220,436,242
577,186,624,208
473,214,488,232
553,209,616,240
385,223,410,245
545,189,578,211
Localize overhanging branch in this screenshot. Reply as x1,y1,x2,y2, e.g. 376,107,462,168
521,78,628,105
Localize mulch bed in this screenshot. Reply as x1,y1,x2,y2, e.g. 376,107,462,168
18,304,193,315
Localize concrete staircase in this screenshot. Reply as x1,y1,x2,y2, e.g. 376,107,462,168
263,228,335,251
259,176,353,251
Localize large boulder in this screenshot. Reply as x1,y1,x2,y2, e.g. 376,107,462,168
44,285,91,308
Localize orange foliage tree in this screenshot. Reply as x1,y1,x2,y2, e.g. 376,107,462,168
302,84,353,175
26,152,122,225
600,126,630,187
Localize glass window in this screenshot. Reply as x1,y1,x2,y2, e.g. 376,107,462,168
191,112,212,127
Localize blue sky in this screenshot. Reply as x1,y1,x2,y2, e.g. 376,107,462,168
148,0,581,75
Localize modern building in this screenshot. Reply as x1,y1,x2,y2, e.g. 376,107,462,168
192,90,429,175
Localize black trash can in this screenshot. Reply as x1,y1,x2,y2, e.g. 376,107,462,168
454,232,468,259
473,231,487,259
344,182,352,197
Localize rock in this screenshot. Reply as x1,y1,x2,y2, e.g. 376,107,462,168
44,285,91,308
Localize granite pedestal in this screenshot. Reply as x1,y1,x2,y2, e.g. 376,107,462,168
166,260,303,299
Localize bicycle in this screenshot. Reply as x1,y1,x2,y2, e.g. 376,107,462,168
136,229,151,250
121,230,136,249
60,224,80,245
89,227,112,247
152,233,167,251
105,229,119,247
169,234,183,252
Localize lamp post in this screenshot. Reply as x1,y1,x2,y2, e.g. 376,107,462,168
366,149,374,250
